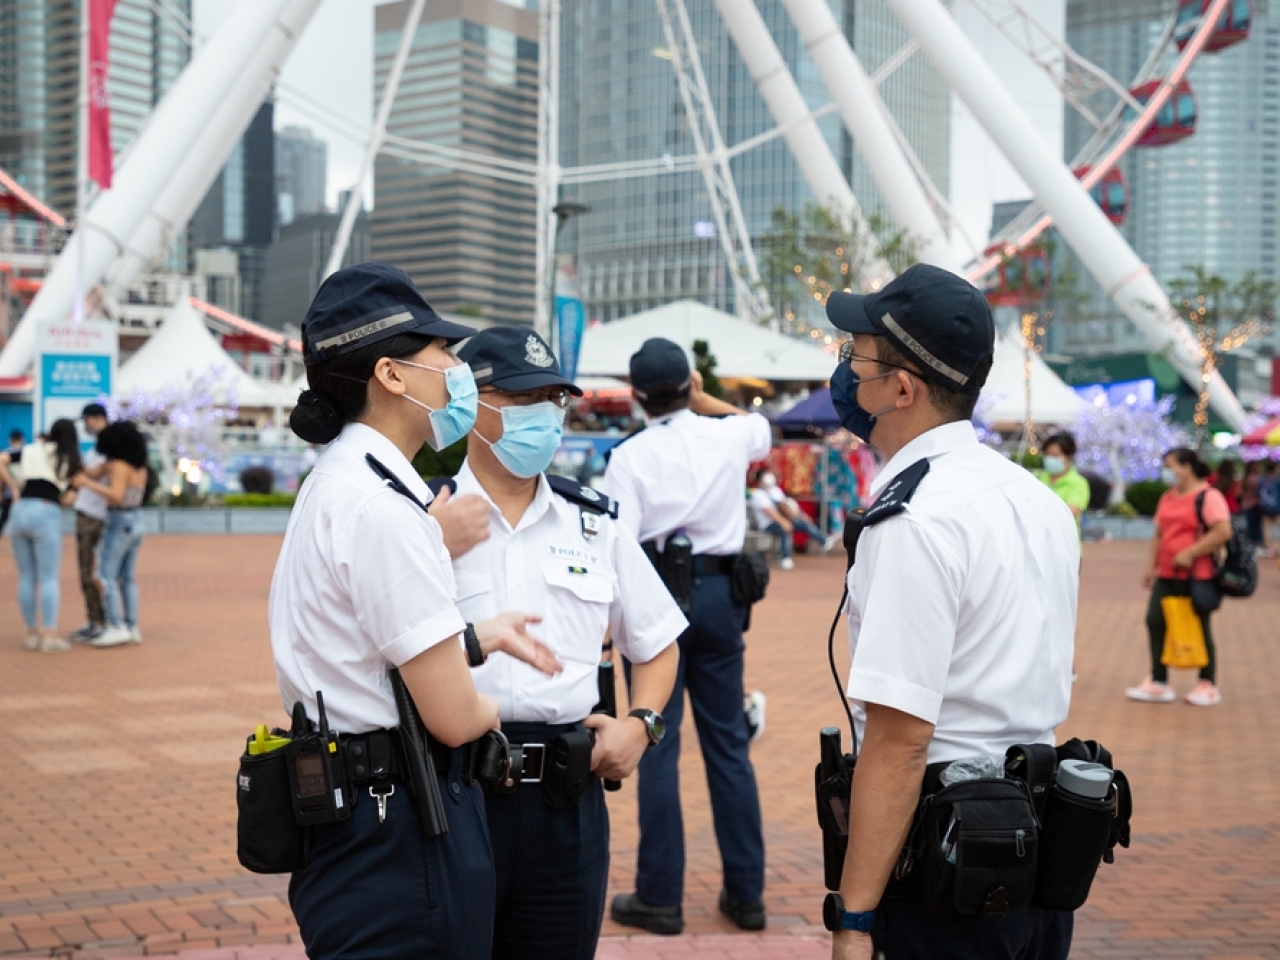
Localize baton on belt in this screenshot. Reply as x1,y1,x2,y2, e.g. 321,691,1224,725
390,667,449,838
594,661,622,792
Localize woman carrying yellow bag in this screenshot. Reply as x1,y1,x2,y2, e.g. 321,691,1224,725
1127,448,1233,707
1159,579,1209,670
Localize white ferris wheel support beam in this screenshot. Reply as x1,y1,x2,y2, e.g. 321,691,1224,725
107,0,321,293
534,0,562,340
779,0,958,272
324,0,427,281
886,0,1246,430
712,0,890,288
655,0,772,324
0,0,310,376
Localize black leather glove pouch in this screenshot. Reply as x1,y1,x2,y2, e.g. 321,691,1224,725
543,729,593,810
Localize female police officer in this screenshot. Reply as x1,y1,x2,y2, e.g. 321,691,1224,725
447,326,683,960
271,263,561,959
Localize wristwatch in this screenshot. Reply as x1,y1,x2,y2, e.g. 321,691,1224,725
822,893,875,934
627,708,666,747
463,623,485,667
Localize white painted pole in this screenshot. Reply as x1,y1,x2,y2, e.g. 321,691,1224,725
887,0,1246,429
1,0,303,376
534,0,562,340
779,0,956,271
324,0,427,281
106,0,321,293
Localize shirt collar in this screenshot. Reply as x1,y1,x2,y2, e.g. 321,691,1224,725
870,420,978,498
336,421,433,505
455,458,555,531
649,408,695,427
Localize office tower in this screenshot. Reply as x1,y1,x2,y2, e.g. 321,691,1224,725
0,0,190,233
192,102,277,320
557,0,951,322
260,209,371,330
1058,0,1280,356
276,125,328,227
371,0,538,326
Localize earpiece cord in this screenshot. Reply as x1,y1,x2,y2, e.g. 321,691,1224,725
827,585,856,745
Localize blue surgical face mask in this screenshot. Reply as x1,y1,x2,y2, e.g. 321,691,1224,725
477,399,566,478
829,361,900,442
1160,467,1177,486
393,359,478,451
1042,455,1066,476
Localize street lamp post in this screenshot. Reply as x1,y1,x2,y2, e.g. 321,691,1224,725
548,200,589,356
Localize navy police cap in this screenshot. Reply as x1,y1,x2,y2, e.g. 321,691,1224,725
629,337,691,400
456,326,583,396
825,263,994,395
301,262,476,367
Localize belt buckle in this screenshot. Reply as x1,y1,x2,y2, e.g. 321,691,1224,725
519,743,546,784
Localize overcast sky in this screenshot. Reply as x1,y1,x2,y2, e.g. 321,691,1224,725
193,0,1065,252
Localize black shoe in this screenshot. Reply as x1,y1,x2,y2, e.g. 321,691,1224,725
611,892,683,935
718,889,766,930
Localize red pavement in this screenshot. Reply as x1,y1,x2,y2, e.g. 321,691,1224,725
0,535,1277,959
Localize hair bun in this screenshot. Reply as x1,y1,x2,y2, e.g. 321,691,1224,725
290,390,344,445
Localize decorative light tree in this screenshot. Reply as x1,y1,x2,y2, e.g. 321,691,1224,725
1073,394,1192,504
106,367,239,496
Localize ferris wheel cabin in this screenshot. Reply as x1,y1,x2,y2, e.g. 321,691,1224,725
1127,80,1197,147
1175,0,1251,53
1074,166,1127,225
982,244,1052,307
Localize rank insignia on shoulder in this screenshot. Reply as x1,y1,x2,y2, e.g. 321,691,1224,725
862,458,930,529
546,474,619,519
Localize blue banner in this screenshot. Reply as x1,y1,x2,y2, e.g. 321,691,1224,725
555,294,586,382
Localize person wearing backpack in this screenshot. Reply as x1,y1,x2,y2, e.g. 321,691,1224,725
1127,448,1232,707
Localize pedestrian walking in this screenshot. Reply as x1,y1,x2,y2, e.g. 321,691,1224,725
821,265,1080,960
602,337,772,935
1209,458,1240,513
269,263,560,960
1126,448,1232,707
0,420,83,652
68,403,111,643
70,421,150,648
445,325,682,960
0,429,24,535
1239,460,1265,550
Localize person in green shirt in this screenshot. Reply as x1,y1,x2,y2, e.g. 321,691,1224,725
1036,432,1091,527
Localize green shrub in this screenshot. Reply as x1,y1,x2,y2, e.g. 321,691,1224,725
1124,480,1167,517
1106,501,1138,518
223,492,298,508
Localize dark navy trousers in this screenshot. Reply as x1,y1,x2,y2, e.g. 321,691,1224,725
485,731,609,960
289,746,495,960
631,571,765,906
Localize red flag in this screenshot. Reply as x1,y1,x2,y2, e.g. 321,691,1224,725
86,0,119,189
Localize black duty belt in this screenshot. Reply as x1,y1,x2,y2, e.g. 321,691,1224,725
694,553,738,577
469,721,593,805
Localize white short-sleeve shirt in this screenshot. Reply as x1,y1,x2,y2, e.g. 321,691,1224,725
601,409,772,555
450,460,686,724
845,421,1080,764
269,422,466,734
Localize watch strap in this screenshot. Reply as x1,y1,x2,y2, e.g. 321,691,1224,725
464,623,485,667
627,708,659,745
838,910,875,933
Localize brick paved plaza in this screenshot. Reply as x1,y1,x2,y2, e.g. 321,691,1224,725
0,535,1277,959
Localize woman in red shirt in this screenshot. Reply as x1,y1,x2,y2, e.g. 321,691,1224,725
1127,448,1234,706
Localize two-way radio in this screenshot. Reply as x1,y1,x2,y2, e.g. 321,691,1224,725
285,691,351,827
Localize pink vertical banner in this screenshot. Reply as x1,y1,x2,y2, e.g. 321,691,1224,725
86,0,119,189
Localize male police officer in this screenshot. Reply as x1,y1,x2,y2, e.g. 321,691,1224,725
823,265,1079,960
448,326,683,960
602,337,772,935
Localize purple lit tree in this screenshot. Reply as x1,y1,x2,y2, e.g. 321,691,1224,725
1073,394,1191,503
105,367,239,495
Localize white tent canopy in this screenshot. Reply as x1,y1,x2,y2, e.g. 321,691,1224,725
981,330,1085,425
117,299,295,408
577,301,837,381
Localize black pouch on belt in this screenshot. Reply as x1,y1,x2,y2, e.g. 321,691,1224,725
543,729,593,810
236,737,310,874
918,777,1039,919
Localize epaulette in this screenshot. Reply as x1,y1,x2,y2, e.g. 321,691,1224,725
602,426,646,465
862,458,931,528
546,474,619,519
425,476,457,503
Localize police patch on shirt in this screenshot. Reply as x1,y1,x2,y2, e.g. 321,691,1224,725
526,335,554,368
549,544,599,566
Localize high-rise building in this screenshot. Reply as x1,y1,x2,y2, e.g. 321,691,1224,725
1056,0,1280,356
260,209,371,330
276,125,328,226
558,0,951,323
0,0,190,226
192,101,277,321
371,0,538,326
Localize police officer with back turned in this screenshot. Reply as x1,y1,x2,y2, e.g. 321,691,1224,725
603,337,772,935
821,265,1079,960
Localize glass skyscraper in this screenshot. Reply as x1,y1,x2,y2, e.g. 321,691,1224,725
557,0,951,323
1056,0,1280,356
372,0,539,327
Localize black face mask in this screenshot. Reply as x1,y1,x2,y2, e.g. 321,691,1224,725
829,361,900,442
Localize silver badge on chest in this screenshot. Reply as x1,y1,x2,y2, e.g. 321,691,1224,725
581,510,601,540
